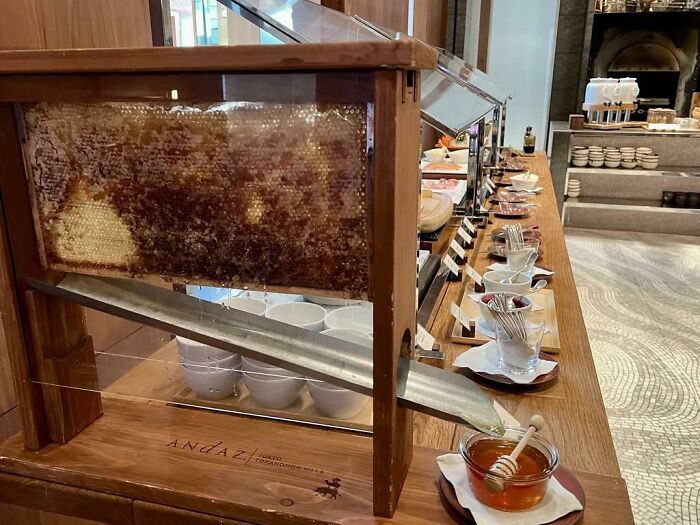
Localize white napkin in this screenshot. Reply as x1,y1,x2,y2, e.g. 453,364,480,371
453,342,557,384
437,453,583,525
468,293,545,312
487,262,555,277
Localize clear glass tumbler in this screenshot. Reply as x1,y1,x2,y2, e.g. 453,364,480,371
506,238,540,275
495,320,545,374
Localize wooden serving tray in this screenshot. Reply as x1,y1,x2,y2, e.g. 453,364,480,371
173,381,373,433
450,284,561,354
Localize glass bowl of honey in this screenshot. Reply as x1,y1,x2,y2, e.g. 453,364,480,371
459,427,559,512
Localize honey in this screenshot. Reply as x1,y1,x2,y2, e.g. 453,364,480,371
464,435,556,512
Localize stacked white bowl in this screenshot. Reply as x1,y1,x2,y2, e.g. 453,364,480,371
635,147,652,162
241,301,328,409
604,147,621,168
177,296,267,400
567,178,581,198
620,147,636,169
308,328,372,419
570,146,589,167
588,146,604,168
638,152,660,169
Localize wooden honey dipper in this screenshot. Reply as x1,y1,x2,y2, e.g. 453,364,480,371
485,415,546,493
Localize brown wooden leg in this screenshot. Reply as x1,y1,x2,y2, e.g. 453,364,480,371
0,202,49,450
371,69,421,517
25,291,102,443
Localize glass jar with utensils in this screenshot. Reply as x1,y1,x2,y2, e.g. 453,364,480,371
488,294,546,374
503,224,540,275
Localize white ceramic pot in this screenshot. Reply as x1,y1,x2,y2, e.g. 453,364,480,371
602,78,622,104
241,356,298,379
265,302,326,332
176,336,239,364
243,372,304,409
324,305,373,333
424,148,446,163
181,362,241,400
448,149,470,164
483,271,532,294
509,173,539,191
619,77,639,104
307,379,368,419
584,78,608,105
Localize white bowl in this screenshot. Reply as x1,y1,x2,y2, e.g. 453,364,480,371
605,161,621,168
219,296,266,315
621,161,637,169
640,161,659,170
478,293,533,331
307,379,368,419
324,305,373,332
483,271,532,294
241,356,298,379
176,336,239,364
265,302,326,332
571,159,588,167
243,372,304,409
321,328,373,348
448,149,469,164
304,295,362,306
510,173,539,191
424,148,446,163
181,362,241,400
589,160,604,168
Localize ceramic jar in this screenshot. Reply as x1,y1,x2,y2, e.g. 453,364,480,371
584,78,608,105
619,77,640,104
603,78,622,104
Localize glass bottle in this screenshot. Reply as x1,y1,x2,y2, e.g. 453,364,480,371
523,126,536,154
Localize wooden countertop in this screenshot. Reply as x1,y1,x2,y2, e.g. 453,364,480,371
414,152,622,477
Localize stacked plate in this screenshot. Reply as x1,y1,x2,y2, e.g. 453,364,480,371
604,147,621,168
588,146,604,168
620,147,636,169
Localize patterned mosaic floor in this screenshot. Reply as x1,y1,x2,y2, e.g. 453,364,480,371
565,228,700,525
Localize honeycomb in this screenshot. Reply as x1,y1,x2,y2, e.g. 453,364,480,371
23,101,370,296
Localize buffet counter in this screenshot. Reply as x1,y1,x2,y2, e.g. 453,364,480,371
413,151,634,522
0,153,634,524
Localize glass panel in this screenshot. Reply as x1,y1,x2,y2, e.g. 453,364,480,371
436,51,510,105
22,93,371,297
421,69,498,136
216,0,386,43
32,303,373,433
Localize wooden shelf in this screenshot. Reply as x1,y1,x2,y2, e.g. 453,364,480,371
0,398,450,524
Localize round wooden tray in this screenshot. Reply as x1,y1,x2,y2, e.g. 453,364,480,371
439,465,585,525
470,353,559,386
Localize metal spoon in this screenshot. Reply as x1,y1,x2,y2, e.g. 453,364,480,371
499,250,538,283
522,279,547,295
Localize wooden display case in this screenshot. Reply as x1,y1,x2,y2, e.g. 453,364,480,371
0,38,505,523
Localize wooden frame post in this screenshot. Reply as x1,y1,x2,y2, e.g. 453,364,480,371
371,69,421,517
0,104,102,448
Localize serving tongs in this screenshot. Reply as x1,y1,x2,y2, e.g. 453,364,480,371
29,274,504,437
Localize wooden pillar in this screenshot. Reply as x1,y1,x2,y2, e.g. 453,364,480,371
371,69,421,517
0,104,102,448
